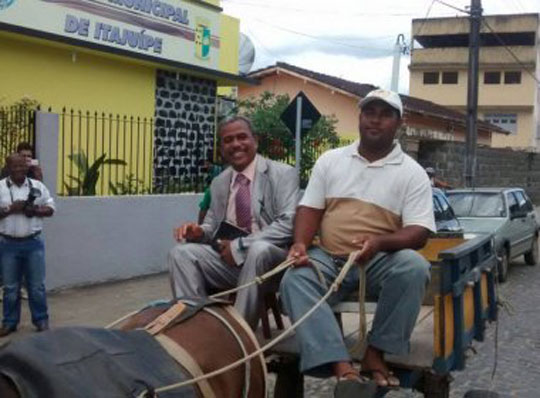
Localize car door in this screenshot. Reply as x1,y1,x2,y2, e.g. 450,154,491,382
505,191,524,257
514,190,537,254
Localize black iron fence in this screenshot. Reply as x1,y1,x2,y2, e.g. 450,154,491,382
59,109,155,196
56,108,352,196
58,109,213,196
0,105,36,168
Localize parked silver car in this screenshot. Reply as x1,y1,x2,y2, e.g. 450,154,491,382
433,187,462,233
446,188,538,282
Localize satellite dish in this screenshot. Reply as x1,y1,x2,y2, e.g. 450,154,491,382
238,33,256,75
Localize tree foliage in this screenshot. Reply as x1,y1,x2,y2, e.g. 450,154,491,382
236,91,340,185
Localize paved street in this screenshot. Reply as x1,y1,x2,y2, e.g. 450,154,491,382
1,253,539,398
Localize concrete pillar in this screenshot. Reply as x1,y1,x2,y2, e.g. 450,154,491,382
35,112,59,195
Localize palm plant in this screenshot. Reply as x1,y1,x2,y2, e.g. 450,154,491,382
65,151,126,196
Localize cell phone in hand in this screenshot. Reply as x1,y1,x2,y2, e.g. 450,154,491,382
30,159,39,166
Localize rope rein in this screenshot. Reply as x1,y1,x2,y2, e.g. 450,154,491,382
136,250,365,398
209,258,296,299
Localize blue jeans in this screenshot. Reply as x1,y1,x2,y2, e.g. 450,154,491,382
280,247,431,377
1,236,48,328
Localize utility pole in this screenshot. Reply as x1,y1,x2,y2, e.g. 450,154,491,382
391,34,407,92
464,0,482,187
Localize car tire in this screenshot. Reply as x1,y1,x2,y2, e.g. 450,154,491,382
497,249,509,283
524,236,539,266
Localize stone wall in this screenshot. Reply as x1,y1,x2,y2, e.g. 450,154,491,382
417,140,540,203
154,70,216,190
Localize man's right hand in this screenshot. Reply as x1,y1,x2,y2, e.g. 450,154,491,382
9,200,27,214
288,243,311,267
173,222,204,243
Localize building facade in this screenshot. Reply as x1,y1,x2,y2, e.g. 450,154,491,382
0,0,252,193
409,13,540,151
241,62,504,152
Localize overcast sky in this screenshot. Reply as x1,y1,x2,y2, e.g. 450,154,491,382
222,0,540,93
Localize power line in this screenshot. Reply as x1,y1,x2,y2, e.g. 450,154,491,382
480,18,540,84
415,0,438,38
434,0,470,14
251,18,395,54
222,0,418,17
508,0,526,13
244,25,278,60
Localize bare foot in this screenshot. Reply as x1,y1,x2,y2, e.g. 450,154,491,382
360,345,399,387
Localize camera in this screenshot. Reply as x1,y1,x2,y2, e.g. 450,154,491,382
24,187,41,210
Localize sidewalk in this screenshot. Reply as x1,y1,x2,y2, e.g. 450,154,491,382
0,272,171,343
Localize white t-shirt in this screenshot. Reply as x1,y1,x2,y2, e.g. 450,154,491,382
300,141,436,255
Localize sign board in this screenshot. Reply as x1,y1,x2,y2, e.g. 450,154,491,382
280,91,321,137
0,0,221,71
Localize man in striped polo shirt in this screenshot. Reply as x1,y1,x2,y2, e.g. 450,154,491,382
280,89,435,394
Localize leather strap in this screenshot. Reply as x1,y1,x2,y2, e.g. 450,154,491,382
154,334,217,398
144,302,186,336
222,305,268,398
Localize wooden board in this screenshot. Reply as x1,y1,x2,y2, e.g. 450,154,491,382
417,238,465,262
259,306,435,370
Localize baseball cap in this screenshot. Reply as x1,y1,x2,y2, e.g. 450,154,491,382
359,89,403,117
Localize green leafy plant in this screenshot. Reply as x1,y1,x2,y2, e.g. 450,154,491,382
64,151,127,196
109,173,149,195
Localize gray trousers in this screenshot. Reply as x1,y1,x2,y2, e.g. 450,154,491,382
279,247,431,378
168,241,287,329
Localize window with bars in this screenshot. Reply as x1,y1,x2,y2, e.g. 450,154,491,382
442,71,458,84
423,72,439,84
504,71,521,84
484,113,517,134
484,71,501,84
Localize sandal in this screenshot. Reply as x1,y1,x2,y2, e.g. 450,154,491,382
360,368,400,388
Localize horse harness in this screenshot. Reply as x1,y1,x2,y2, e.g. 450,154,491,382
142,301,267,398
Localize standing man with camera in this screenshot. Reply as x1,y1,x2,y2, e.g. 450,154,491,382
0,142,43,301
0,154,55,337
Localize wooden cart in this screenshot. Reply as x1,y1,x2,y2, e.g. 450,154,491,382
259,234,498,398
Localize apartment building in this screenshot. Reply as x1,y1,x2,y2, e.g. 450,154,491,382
409,13,540,150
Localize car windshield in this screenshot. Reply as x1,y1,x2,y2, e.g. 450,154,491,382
447,192,506,217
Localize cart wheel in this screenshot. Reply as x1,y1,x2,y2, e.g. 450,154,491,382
421,371,450,398
497,249,509,283
273,357,303,398
464,390,500,397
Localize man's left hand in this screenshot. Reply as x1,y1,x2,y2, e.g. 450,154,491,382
352,234,381,264
218,239,238,267
23,205,37,218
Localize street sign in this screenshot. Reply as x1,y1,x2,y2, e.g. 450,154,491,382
280,91,322,175
280,91,321,137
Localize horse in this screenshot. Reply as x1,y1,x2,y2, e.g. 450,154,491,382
0,300,267,398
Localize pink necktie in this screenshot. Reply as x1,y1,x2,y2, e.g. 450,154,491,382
235,174,251,232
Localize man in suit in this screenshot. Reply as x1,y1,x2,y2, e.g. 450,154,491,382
168,116,299,329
